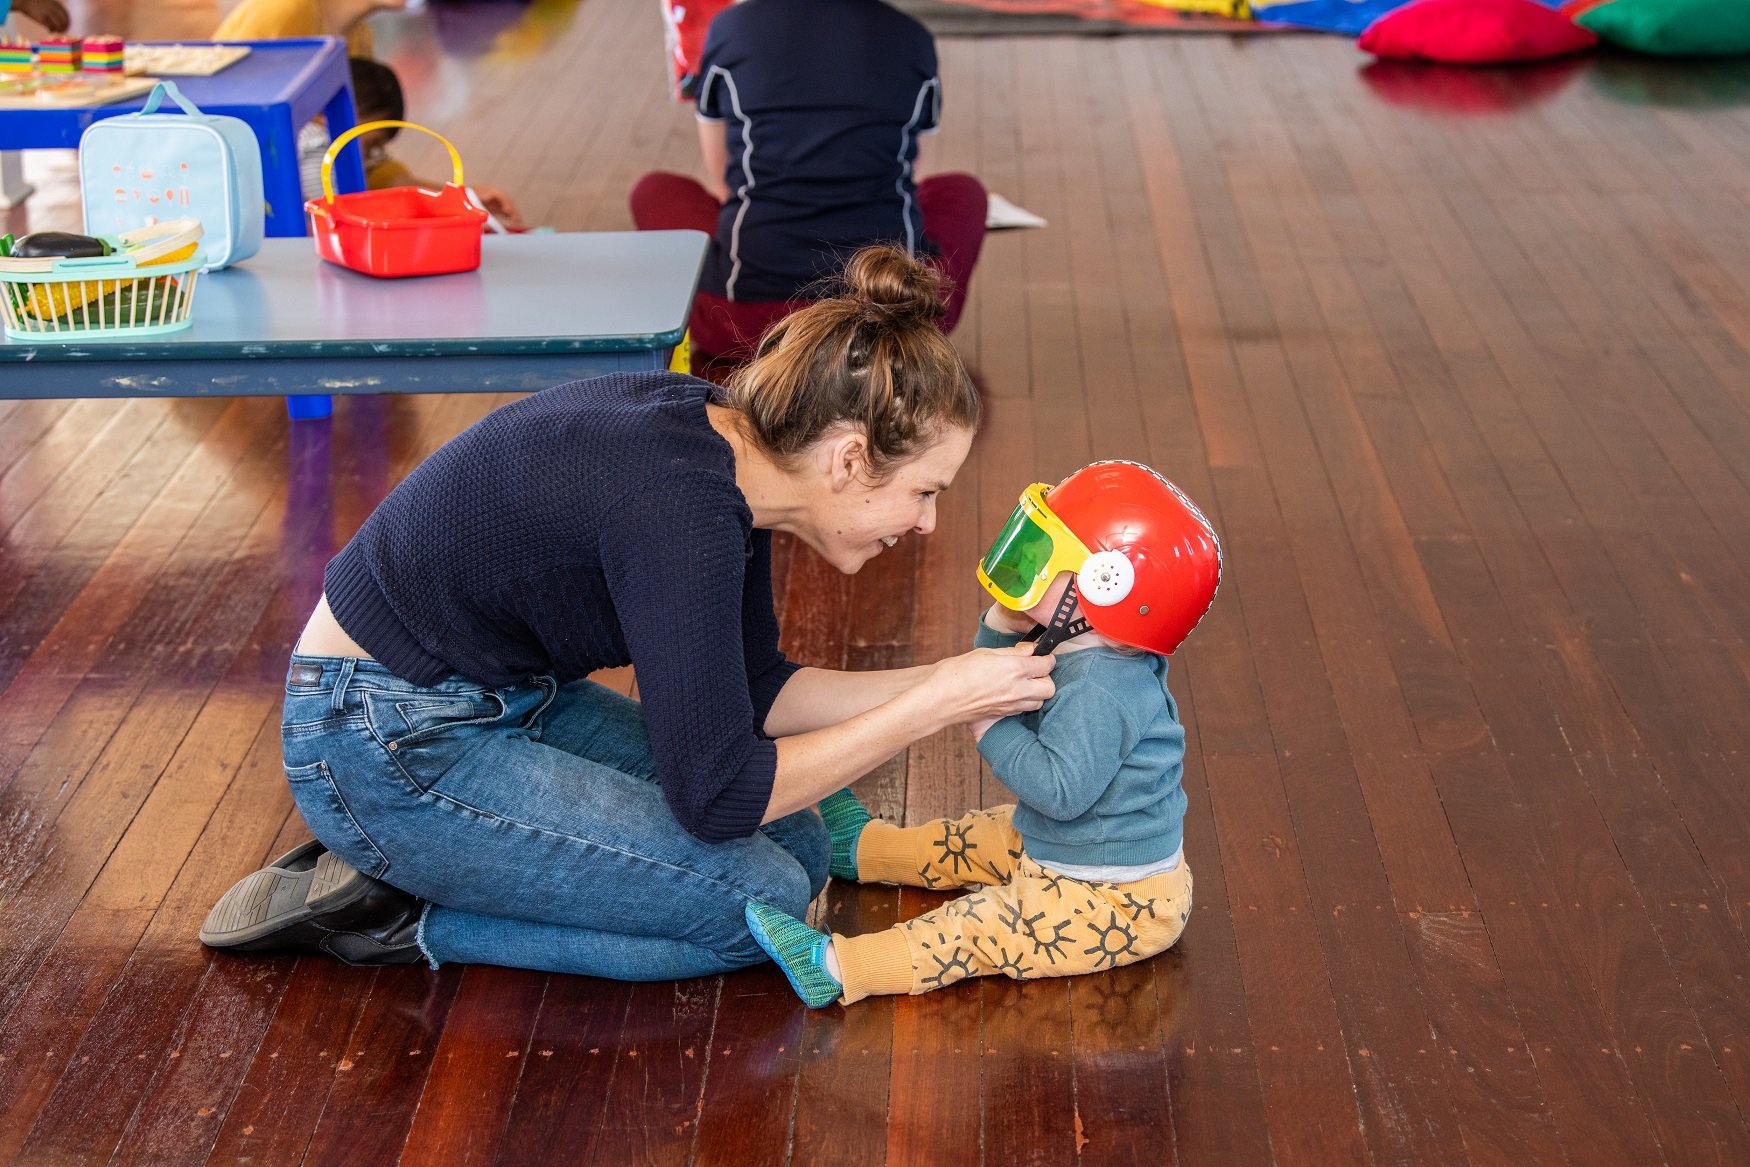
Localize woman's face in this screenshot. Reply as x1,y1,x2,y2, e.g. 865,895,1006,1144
806,424,976,574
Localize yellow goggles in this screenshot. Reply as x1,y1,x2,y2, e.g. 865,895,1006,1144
976,483,1093,611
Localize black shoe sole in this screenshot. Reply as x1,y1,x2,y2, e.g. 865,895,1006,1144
199,840,374,949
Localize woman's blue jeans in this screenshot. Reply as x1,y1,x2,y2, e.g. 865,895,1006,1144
279,655,830,981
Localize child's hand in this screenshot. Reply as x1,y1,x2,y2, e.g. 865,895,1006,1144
982,602,1036,636
968,715,1001,742
471,184,528,232
15,0,71,32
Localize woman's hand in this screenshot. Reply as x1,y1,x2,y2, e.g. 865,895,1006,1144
926,644,1055,727
762,647,1052,822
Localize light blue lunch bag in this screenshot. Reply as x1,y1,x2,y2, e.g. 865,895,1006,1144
78,80,265,271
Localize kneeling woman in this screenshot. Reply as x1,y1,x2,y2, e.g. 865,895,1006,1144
200,246,1055,980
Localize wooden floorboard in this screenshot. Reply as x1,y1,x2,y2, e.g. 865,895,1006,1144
5,0,1750,1161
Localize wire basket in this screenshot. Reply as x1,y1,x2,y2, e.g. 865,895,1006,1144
0,221,206,341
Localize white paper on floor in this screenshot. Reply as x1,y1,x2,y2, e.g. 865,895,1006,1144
986,191,1047,230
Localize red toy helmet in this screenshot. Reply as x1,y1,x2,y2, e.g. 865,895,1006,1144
978,461,1222,655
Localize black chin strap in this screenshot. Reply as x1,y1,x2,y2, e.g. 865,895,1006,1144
1019,577,1091,656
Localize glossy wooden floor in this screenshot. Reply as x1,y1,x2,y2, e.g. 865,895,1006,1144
7,0,1750,1162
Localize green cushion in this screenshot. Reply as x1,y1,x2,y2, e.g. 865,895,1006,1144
1574,0,1750,56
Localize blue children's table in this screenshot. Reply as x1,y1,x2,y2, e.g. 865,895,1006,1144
0,37,366,235
0,231,709,415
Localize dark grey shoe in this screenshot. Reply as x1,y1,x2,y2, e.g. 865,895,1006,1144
199,840,425,966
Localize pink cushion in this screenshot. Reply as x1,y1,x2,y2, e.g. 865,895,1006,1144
1361,0,1600,63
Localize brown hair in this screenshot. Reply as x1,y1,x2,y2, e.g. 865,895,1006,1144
722,245,980,480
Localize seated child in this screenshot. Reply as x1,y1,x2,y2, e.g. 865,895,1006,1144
344,57,527,232
219,0,412,205
745,460,1223,1007
213,0,399,59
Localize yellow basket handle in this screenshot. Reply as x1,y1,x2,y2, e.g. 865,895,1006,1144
319,120,466,202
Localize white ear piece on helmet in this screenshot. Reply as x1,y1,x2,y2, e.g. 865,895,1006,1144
1076,550,1134,607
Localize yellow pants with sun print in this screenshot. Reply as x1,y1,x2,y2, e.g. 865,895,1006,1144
830,805,1192,1005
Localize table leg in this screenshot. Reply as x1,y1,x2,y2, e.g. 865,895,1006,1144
0,152,32,209
255,105,308,239
322,84,365,195
282,82,360,419
287,395,333,421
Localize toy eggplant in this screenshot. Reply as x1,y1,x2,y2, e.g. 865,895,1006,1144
11,231,114,260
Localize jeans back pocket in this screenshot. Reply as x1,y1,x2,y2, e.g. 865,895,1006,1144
285,759,391,880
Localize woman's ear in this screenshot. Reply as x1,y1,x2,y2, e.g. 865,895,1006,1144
823,430,871,492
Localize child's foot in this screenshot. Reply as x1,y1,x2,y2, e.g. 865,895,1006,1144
818,787,872,881
744,902,841,1008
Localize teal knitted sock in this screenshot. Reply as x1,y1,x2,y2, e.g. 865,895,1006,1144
818,787,872,881
744,901,841,1008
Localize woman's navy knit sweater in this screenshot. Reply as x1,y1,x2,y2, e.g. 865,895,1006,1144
323,372,800,843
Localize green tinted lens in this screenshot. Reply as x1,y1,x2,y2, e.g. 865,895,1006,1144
981,506,1056,601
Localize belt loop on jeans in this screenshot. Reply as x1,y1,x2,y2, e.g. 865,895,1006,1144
331,657,357,714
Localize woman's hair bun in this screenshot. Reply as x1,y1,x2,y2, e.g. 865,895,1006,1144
839,244,947,325
725,242,978,478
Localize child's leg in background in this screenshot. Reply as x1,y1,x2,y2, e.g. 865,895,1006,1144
832,857,1193,1005
916,172,987,333
854,805,1024,890
628,171,720,233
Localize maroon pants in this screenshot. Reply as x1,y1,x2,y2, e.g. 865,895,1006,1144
629,171,988,361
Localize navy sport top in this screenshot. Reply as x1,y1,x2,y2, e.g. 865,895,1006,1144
694,0,941,302
323,373,801,843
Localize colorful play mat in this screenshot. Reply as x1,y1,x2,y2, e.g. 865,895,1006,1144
896,0,1562,36
896,0,1743,41
669,0,1748,101
888,0,1266,33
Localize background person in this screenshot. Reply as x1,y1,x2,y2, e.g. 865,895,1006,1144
343,57,527,232
2,0,71,33
212,0,398,57
630,0,988,362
